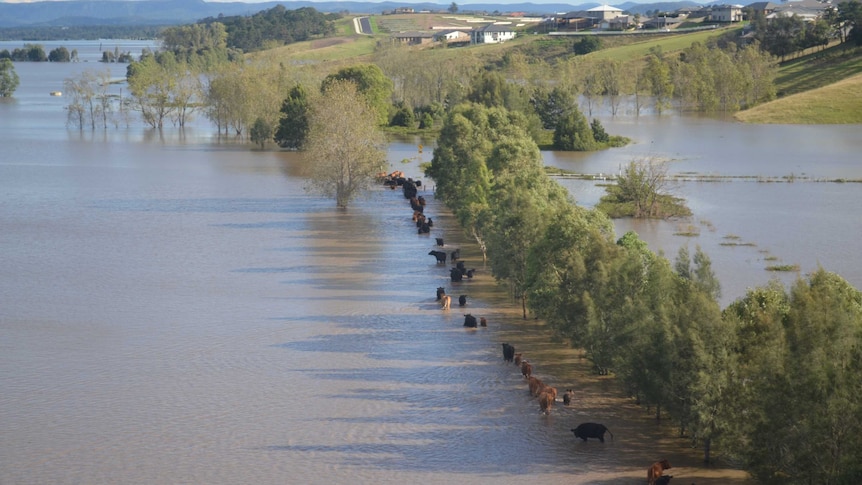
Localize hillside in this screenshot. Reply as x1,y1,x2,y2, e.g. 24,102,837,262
0,0,703,29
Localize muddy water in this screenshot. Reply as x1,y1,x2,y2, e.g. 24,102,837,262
0,135,752,484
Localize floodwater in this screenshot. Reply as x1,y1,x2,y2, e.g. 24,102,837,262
2,45,858,484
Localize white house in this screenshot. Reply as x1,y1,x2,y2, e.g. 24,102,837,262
710,4,744,22
470,24,517,44
433,29,472,45
587,5,624,21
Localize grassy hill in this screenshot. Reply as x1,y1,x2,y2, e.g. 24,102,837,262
252,13,862,124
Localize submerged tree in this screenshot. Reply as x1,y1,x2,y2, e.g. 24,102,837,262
597,158,690,218
304,80,387,208
0,58,19,97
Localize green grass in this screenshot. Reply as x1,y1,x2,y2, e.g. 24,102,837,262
586,25,744,62
773,44,862,97
735,72,862,124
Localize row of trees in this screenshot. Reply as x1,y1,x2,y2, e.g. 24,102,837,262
427,102,862,483
198,6,337,53
0,44,135,63
750,0,862,60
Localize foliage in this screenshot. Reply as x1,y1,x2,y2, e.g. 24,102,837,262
275,84,310,149
0,58,19,97
531,85,576,129
200,6,337,53
590,118,609,143
250,117,273,149
159,22,230,68
64,69,114,129
48,46,70,62
597,159,691,218
322,64,393,126
8,43,47,62
389,102,415,128
553,107,595,151
573,35,603,55
303,79,387,208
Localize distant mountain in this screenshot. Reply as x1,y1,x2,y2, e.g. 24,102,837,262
0,0,707,29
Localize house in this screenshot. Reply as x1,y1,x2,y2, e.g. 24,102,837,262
587,4,624,21
391,31,435,45
470,24,517,44
643,15,683,29
770,0,830,22
600,15,633,31
710,4,744,22
558,10,596,30
746,1,779,18
433,29,472,45
393,7,414,14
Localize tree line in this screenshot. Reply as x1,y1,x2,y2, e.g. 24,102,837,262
427,101,862,484
197,6,337,53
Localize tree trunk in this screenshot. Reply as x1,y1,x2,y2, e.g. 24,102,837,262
704,438,711,464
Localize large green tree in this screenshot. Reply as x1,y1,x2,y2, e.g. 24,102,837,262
322,64,393,126
303,79,387,208
274,84,310,150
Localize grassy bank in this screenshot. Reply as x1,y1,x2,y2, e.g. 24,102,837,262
735,44,862,124
735,72,862,124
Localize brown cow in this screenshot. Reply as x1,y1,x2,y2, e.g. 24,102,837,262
513,353,523,366
479,316,487,327
647,459,672,485
538,390,555,415
440,295,451,310
528,376,545,397
521,360,532,379
542,386,557,402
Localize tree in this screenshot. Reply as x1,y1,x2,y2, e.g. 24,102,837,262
838,0,862,45
644,49,674,113
64,69,112,129
553,107,595,151
304,80,387,208
322,64,393,126
250,117,273,149
275,84,310,149
449,2,458,13
597,158,691,218
48,46,71,62
0,58,19,97
531,85,576,129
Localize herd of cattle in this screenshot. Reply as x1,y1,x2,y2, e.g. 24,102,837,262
379,170,675,485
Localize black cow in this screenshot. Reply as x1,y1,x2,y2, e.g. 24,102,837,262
466,269,476,279
403,180,418,199
480,317,487,327
429,250,447,264
463,314,478,328
562,389,574,405
571,423,613,443
653,476,672,485
450,268,463,282
501,343,515,362
458,295,467,306
436,287,446,301
426,218,433,227
435,237,445,247
450,248,461,262
418,222,430,234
